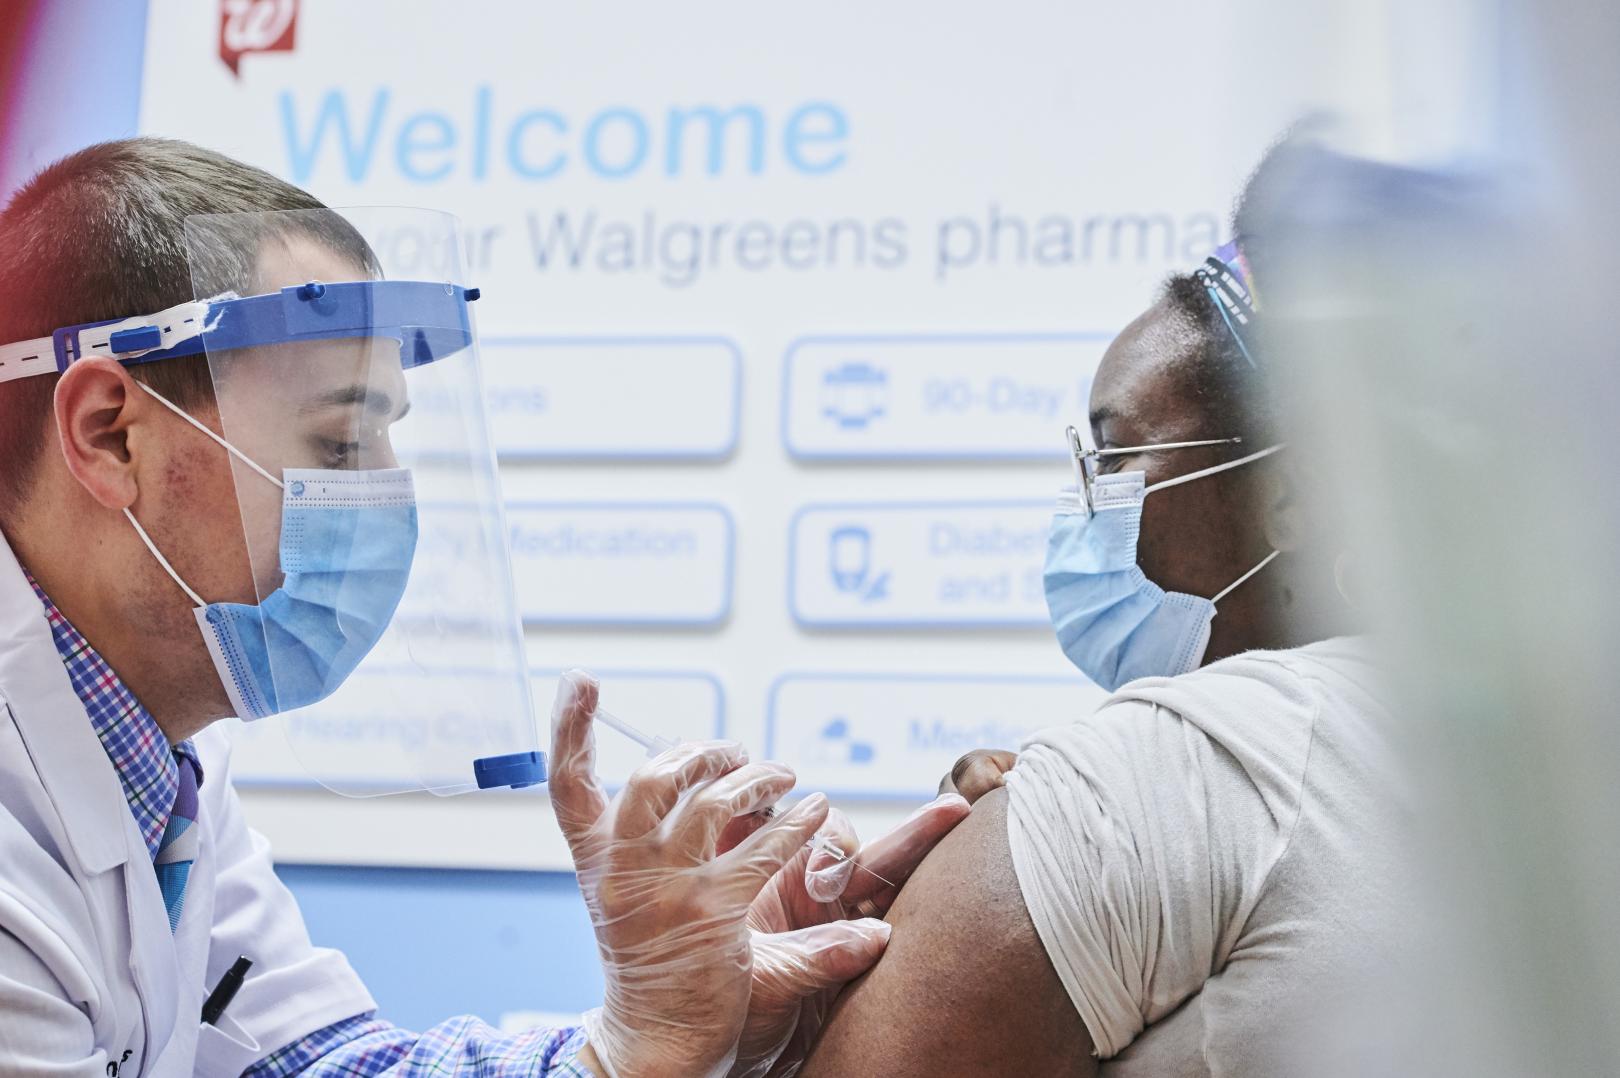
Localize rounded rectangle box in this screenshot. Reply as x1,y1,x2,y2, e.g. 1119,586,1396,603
766,672,1107,800
789,500,1053,628
226,668,724,792
222,663,538,792
782,333,1108,461
527,670,725,789
481,336,741,460
507,502,735,627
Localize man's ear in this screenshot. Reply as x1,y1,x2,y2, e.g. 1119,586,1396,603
1260,458,1305,553
53,357,148,511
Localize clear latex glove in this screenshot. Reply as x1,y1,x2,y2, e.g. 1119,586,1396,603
728,793,972,1077
548,670,832,1078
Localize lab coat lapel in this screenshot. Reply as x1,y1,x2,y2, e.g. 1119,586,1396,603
122,853,184,1068
0,533,183,1064
0,533,131,874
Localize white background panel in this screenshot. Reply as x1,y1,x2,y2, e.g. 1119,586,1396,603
507,503,734,625
790,501,1050,627
767,674,1109,799
139,0,1396,867
784,335,1105,459
483,337,740,458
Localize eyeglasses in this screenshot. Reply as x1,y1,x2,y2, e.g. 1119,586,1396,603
1065,425,1244,515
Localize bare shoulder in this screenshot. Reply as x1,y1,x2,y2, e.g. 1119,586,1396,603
800,787,1097,1078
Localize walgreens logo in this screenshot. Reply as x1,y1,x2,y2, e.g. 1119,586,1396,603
220,0,297,76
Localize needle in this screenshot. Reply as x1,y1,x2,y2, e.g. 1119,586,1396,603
808,833,895,888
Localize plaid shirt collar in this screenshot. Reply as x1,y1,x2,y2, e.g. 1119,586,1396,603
26,572,203,862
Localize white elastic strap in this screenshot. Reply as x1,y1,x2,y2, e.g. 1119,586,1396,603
123,508,207,608
0,297,223,386
0,335,61,385
1144,442,1285,497
1212,548,1281,606
138,382,284,490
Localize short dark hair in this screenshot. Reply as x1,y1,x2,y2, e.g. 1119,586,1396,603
0,137,373,521
1157,271,1275,445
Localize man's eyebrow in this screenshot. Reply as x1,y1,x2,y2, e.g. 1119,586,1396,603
302,384,410,421
1089,403,1119,427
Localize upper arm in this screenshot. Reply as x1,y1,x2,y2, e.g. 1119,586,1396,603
800,788,1096,1078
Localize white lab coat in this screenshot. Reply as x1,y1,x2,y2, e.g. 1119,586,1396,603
0,532,376,1076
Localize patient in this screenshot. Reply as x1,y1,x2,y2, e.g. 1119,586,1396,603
802,145,1408,1077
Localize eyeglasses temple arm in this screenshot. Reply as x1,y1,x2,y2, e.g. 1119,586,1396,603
1088,436,1244,458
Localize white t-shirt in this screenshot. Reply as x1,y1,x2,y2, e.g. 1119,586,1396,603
1006,638,1409,1076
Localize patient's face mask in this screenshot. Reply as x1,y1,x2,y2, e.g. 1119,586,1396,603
1043,426,1283,691
125,384,418,721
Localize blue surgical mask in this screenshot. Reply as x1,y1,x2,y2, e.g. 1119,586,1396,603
1043,444,1282,691
125,387,418,721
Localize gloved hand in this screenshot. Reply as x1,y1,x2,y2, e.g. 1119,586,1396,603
548,670,831,1078
938,747,1019,805
728,793,971,1077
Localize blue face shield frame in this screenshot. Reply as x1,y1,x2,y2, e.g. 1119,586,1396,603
16,278,482,380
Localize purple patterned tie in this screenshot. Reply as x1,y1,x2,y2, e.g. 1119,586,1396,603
154,752,201,933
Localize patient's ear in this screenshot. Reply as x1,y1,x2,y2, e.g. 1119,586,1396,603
1261,459,1304,553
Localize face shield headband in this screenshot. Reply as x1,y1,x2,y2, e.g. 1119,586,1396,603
0,278,482,387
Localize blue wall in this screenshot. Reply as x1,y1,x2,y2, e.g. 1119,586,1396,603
276,865,603,1031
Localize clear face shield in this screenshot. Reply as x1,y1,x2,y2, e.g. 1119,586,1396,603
172,207,541,796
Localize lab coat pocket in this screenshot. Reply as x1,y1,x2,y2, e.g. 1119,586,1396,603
194,1012,263,1075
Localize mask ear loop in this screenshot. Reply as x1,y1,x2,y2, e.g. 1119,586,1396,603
1140,441,1286,610
1211,549,1280,608
1144,443,1285,496
124,508,207,608
137,382,284,490
124,381,289,608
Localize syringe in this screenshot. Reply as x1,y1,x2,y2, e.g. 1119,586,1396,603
594,708,893,889
595,707,679,757
597,706,787,832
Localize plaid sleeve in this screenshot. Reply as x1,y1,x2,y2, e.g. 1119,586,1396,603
243,1013,593,1077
